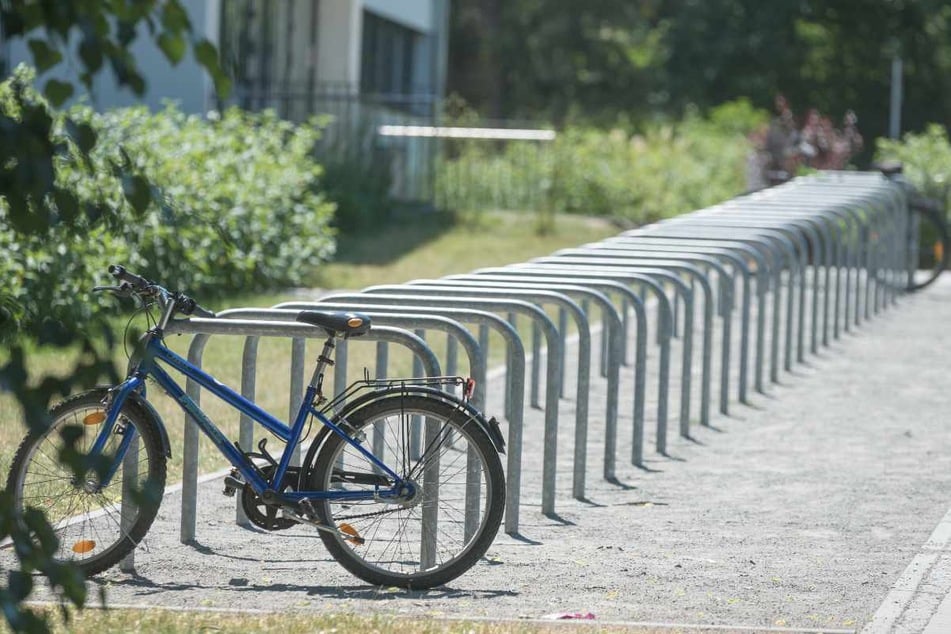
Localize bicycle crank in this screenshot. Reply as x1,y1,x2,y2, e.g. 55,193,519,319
281,506,366,545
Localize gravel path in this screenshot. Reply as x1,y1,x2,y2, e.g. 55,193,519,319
10,276,951,632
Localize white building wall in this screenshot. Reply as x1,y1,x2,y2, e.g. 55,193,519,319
316,0,363,86
4,0,446,113
5,0,216,113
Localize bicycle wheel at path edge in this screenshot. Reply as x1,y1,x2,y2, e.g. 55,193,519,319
309,394,505,589
6,390,167,576
908,199,950,291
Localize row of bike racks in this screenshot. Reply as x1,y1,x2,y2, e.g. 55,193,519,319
161,171,912,556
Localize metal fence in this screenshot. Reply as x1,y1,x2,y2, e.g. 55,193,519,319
222,85,557,209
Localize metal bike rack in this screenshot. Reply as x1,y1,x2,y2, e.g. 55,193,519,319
755,181,906,318
406,277,635,483
594,236,762,405
686,213,810,368
546,251,731,421
479,264,688,457
653,220,801,385
130,171,915,570
453,272,659,469
206,307,511,542
633,225,786,392
585,238,756,403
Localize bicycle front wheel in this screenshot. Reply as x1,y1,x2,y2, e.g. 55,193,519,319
5,390,167,576
308,394,505,589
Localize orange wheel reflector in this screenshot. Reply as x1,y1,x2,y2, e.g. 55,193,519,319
339,523,365,545
347,317,363,328
72,540,96,554
83,412,106,426
935,242,944,262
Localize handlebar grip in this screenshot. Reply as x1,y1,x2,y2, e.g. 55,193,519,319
192,305,216,319
108,264,150,289
910,194,945,215
178,295,216,318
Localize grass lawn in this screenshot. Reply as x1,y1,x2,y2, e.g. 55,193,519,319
308,209,618,290
18,606,664,633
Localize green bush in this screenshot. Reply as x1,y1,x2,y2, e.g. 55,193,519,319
0,69,336,339
85,105,337,293
876,124,951,208
435,101,759,226
321,149,392,233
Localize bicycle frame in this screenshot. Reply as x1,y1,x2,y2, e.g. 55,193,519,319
90,331,407,505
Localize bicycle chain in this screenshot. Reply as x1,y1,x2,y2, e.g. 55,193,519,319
333,505,404,522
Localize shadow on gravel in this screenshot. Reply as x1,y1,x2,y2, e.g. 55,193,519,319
575,497,607,507
507,533,544,545
301,586,519,601
94,573,195,596
97,574,518,601
182,539,329,565
542,512,577,526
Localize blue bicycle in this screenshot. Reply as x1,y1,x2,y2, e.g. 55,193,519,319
5,265,506,589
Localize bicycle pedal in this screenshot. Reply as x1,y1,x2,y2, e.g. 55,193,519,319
222,471,244,497
339,523,365,546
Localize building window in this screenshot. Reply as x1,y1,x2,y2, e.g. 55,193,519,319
360,11,420,97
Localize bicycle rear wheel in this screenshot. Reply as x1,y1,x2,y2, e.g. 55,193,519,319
308,394,505,589
907,199,950,291
5,390,167,576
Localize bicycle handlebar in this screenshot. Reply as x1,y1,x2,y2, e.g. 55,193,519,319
103,264,216,319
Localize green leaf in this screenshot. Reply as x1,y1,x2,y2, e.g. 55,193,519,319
157,31,186,65
27,38,63,72
65,119,97,155
52,188,80,224
122,173,152,214
117,19,137,47
161,1,192,32
43,79,74,107
78,36,104,77
213,74,232,99
192,38,218,69
192,39,231,98
108,51,147,96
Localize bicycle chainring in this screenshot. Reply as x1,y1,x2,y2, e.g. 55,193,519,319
240,465,301,531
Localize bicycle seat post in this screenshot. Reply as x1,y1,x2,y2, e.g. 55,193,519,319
308,335,337,403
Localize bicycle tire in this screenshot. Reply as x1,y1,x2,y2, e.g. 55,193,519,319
5,390,167,576
308,394,505,589
907,199,950,292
